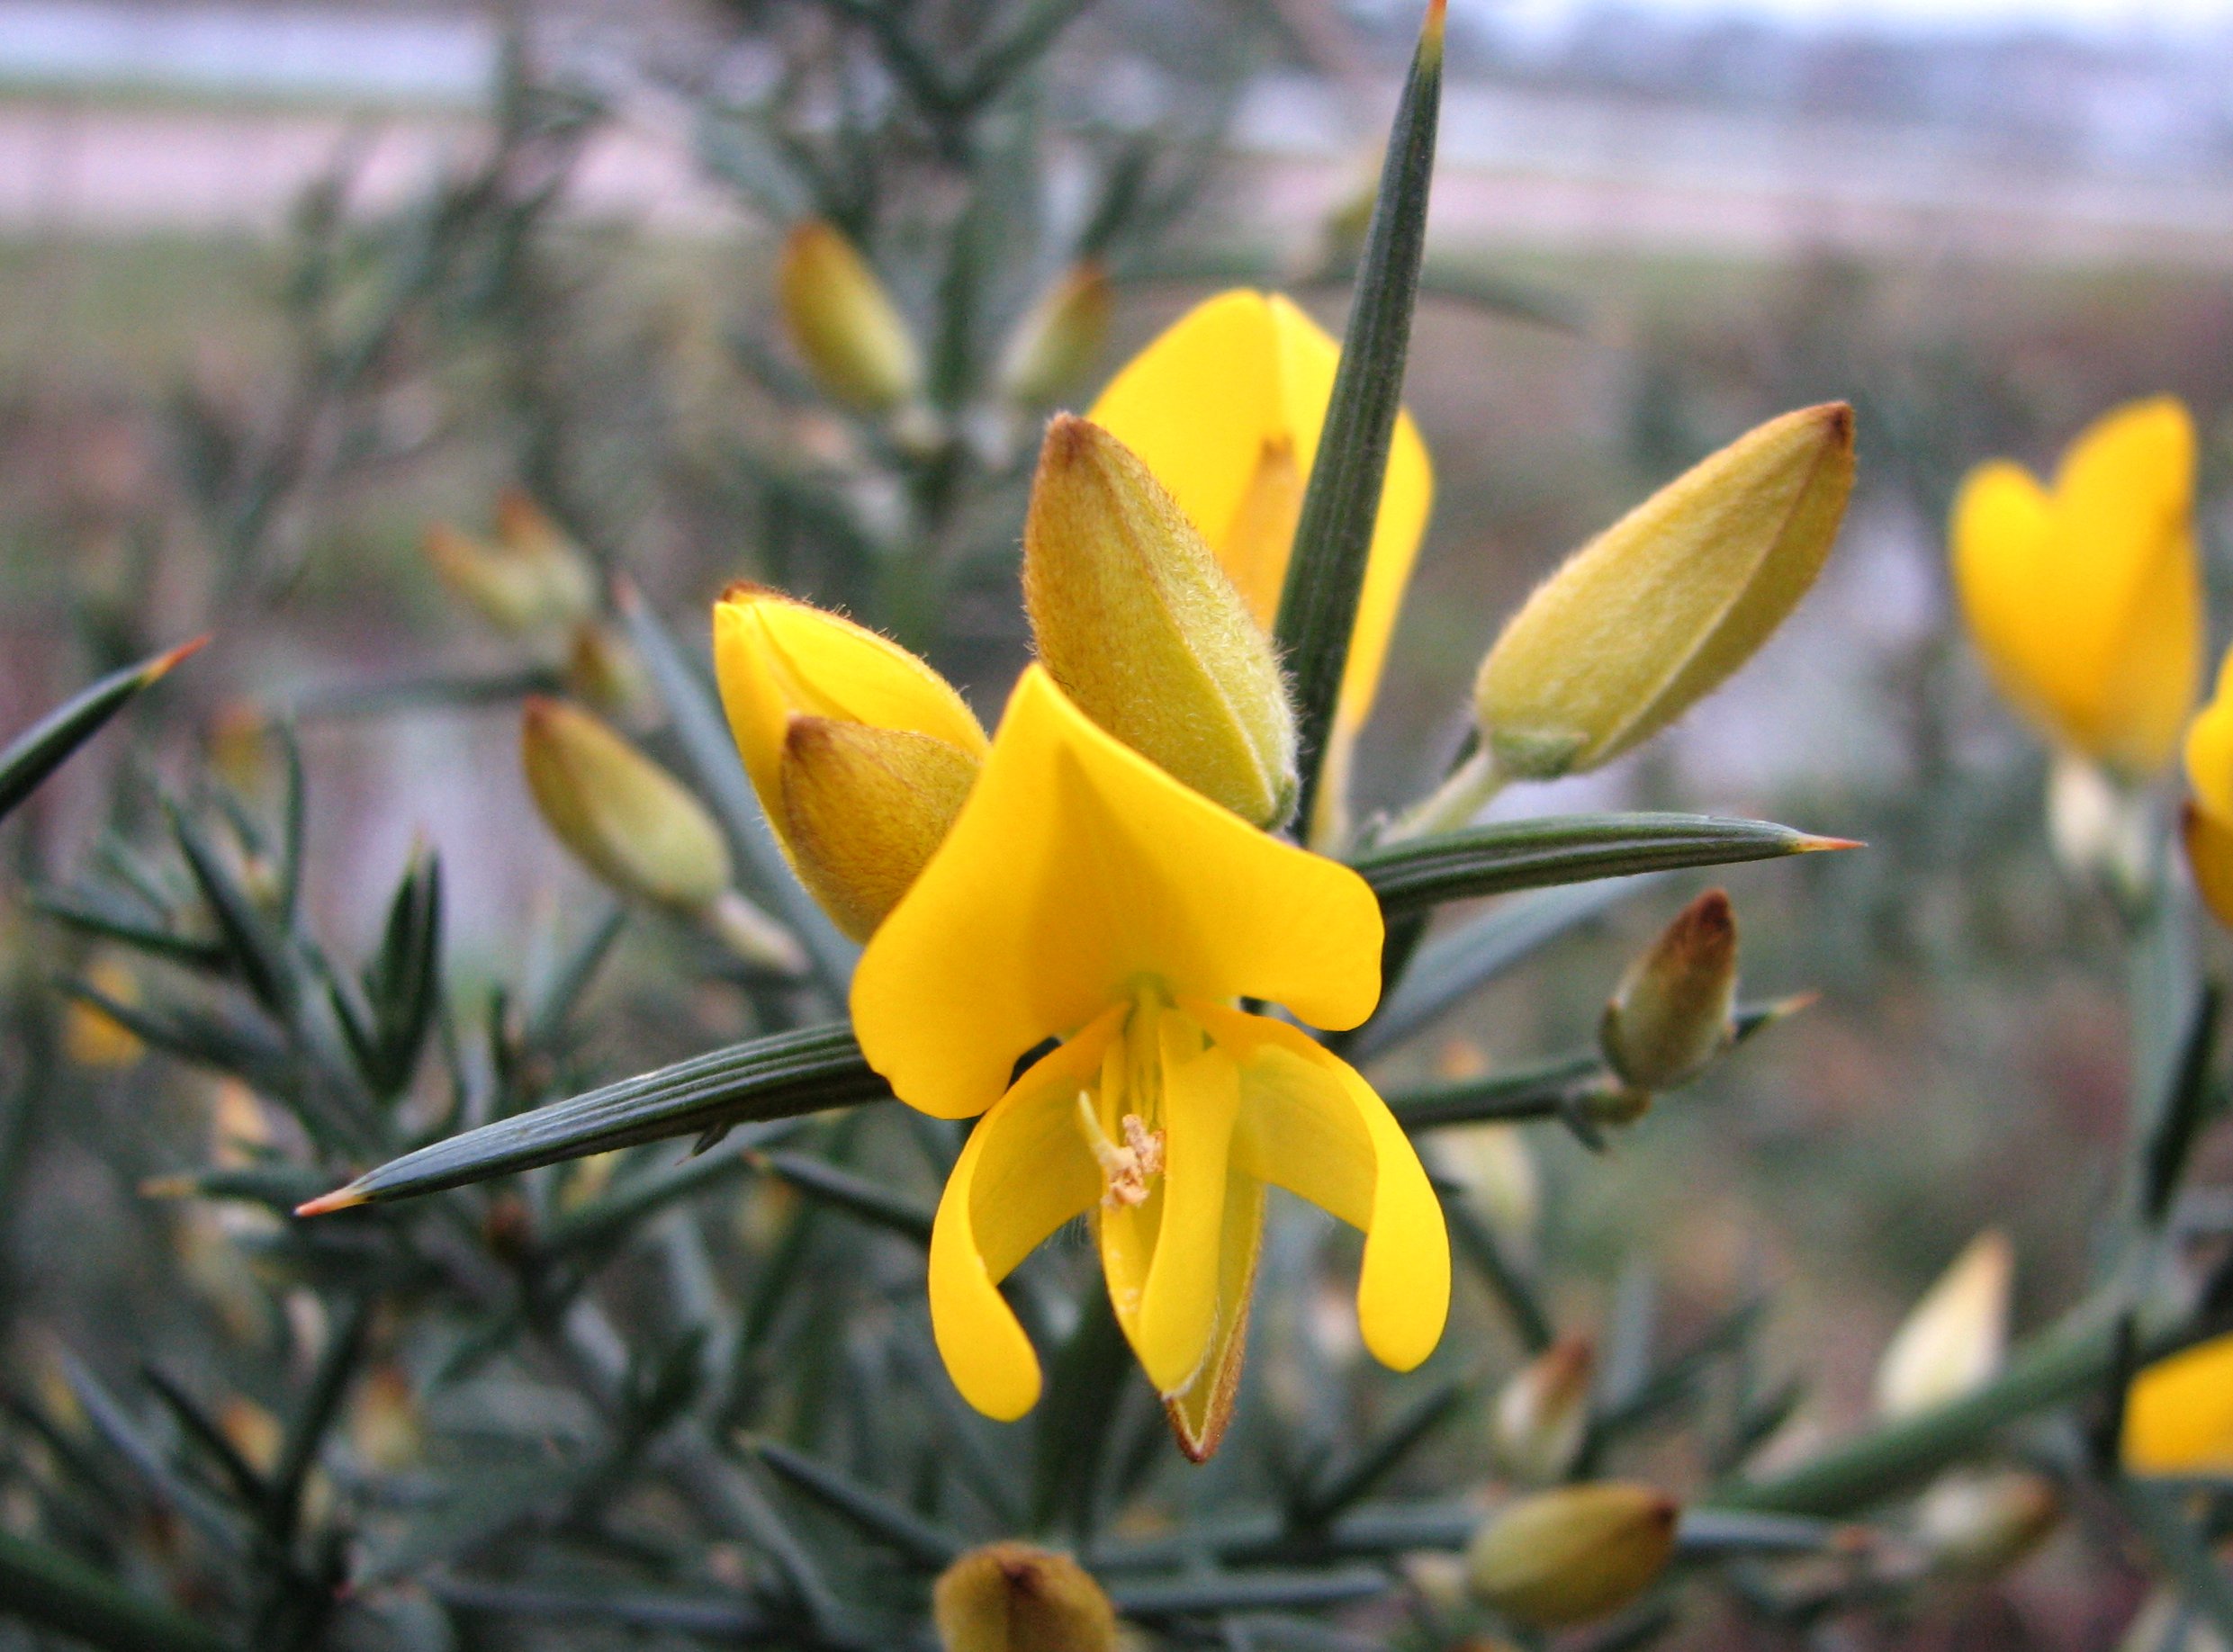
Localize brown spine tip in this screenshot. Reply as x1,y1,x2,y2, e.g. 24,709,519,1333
1422,0,1448,54
294,1186,369,1218
1796,833,1865,853
145,635,212,682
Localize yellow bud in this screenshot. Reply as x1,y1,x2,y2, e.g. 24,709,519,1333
932,1542,1120,1652
779,220,924,414
1475,403,1853,781
998,262,1113,409
1465,1482,1679,1630
2125,1331,2233,1477
1490,1334,1595,1486
712,586,987,938
1022,415,1298,826
1599,889,1738,1093
64,958,143,1068
1913,1469,2060,1575
1874,1229,2012,1419
424,489,596,633
521,697,731,912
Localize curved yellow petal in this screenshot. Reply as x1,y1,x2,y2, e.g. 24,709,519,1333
2183,804,2233,933
2125,1332,2233,1477
2187,651,2233,822
1164,1169,1265,1461
851,668,1384,1118
1193,1000,1450,1373
712,588,986,822
1090,291,1432,732
925,1015,1118,1420
1951,458,2057,748
1127,1014,1241,1396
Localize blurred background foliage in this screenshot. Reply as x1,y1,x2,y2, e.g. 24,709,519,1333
3,0,2233,1648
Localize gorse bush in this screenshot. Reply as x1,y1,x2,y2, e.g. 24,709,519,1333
5,4,2233,1651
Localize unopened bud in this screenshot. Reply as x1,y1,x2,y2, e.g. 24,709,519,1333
1475,403,1853,782
2123,1331,2233,1477
1465,1482,1679,1630
1874,1229,2012,1418
1491,1334,1595,1485
779,220,924,414
424,489,595,633
998,263,1112,409
1022,415,1298,826
523,698,799,972
64,957,143,1068
1600,889,1739,1093
564,622,654,723
932,1542,1120,1652
712,587,987,939
1913,1469,2060,1575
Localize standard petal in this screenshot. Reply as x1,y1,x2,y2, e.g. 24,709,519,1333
1127,1015,1241,1396
1197,1001,1450,1373
2125,1332,2233,1477
851,668,1383,1118
926,1016,1118,1421
1950,459,2058,746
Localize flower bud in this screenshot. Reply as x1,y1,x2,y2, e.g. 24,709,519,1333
424,489,596,634
1913,1469,2060,1575
2184,647,2233,929
998,262,1112,409
1874,1229,2011,1419
1599,889,1738,1093
1022,415,1298,826
2124,1331,2233,1477
564,621,654,724
779,220,924,414
1491,1334,1595,1486
64,957,144,1068
1465,1482,1679,1630
1474,403,1853,781
523,698,802,974
712,587,987,939
932,1542,1120,1652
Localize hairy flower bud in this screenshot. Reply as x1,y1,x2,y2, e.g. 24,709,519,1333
1474,403,1853,782
779,220,924,414
1022,415,1298,827
424,489,596,634
713,587,988,940
1913,1469,2061,1575
1874,1229,2012,1419
998,262,1112,409
1465,1482,1679,1629
1600,889,1739,1093
932,1542,1120,1652
1491,1334,1595,1486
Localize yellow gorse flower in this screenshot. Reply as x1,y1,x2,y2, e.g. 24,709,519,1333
850,667,1449,1440
1951,397,2200,777
1091,291,1433,828
2183,647,2233,928
2124,1332,2233,1477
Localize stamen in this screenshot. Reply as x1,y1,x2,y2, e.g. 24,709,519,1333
1077,1092,1166,1209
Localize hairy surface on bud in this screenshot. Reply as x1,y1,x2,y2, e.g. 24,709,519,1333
424,489,595,634
1023,415,1298,827
998,262,1112,408
1465,1482,1679,1630
781,716,981,940
932,1542,1120,1652
1874,1229,2012,1419
779,220,924,413
1600,889,1739,1092
1475,403,1854,780
1913,1469,2061,1575
522,697,730,912
1491,1334,1595,1486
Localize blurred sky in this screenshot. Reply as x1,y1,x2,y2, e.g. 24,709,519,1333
1460,0,2233,37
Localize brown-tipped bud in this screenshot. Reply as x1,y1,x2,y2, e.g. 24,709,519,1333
1599,889,1738,1093
779,715,980,941
1913,1469,2061,1576
1465,1482,1679,1630
1491,1334,1596,1486
1874,1229,2012,1419
932,1542,1120,1652
779,220,924,414
1023,415,1298,827
523,697,732,913
564,621,654,723
424,489,596,634
998,263,1112,409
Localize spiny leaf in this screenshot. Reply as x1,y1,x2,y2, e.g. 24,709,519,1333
0,639,204,827
0,1528,231,1652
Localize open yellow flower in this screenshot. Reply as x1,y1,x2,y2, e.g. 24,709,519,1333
851,667,1448,1445
1090,291,1433,832
1950,397,2199,777
2124,1332,2233,1476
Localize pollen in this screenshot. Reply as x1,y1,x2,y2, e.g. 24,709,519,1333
1077,1092,1166,1208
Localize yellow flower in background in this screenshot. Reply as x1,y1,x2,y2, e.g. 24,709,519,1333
851,667,1447,1448
2124,1332,2233,1476
64,957,144,1068
1951,397,2199,778
1091,291,1433,833
713,586,988,939
2183,648,2233,928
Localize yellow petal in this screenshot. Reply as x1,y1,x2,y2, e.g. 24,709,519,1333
1127,1014,1241,1396
1950,461,2056,743
2125,1332,2233,1477
851,668,1383,1118
1163,1169,1264,1462
712,588,986,831
925,1014,1119,1421
1090,291,1432,732
2186,648,2233,822
2183,804,2233,933
1193,999,1449,1372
